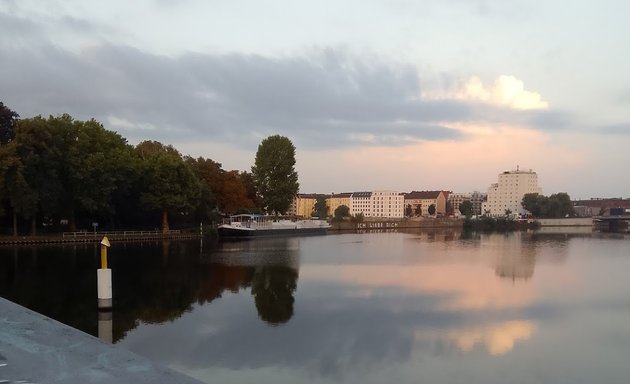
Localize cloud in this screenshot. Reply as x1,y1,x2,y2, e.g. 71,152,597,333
427,75,549,111
446,320,536,355
0,9,568,153
599,124,630,135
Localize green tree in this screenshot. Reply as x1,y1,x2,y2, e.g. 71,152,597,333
459,200,474,218
333,204,350,221
352,212,365,223
446,200,454,215
312,195,328,218
428,204,436,216
0,101,19,144
1,117,62,235
414,205,421,216
405,204,413,217
136,141,201,232
55,116,137,230
522,193,545,217
548,192,574,218
251,135,299,215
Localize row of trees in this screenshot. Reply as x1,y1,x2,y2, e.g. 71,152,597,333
0,103,300,236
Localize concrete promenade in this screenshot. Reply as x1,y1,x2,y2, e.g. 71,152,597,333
0,297,203,384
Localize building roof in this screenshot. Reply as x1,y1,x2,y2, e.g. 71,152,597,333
330,192,352,198
404,191,444,200
296,193,329,199
352,192,372,198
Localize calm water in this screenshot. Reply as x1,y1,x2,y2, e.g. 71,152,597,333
2,229,630,384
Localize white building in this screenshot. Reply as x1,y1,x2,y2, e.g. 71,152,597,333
481,167,542,217
350,191,404,218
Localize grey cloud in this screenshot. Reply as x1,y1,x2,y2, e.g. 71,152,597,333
0,21,566,151
599,124,630,135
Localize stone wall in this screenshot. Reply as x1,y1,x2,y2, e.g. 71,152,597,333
536,218,593,227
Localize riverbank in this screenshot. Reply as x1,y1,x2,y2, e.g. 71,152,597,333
0,230,200,245
0,297,203,384
329,217,462,231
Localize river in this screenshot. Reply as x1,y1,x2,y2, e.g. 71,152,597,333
2,229,630,384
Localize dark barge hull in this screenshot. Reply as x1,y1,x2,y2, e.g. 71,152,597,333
218,227,328,238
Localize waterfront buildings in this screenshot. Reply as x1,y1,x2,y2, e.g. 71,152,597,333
291,191,404,218
403,191,448,217
481,167,542,217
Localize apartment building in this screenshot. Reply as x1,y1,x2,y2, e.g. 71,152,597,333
481,167,542,217
293,193,322,218
404,191,447,216
327,193,352,216
366,190,405,218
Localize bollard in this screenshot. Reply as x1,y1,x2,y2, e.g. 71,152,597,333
97,236,112,310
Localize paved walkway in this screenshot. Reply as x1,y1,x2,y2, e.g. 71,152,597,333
0,297,203,384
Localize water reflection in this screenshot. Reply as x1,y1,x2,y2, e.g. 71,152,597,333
0,238,300,342
4,231,629,384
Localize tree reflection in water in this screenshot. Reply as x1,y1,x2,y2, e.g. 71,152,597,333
0,238,300,342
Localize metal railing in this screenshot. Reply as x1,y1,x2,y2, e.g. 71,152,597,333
62,230,182,239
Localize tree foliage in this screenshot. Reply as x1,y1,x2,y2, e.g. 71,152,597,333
251,135,299,215
459,200,474,218
136,141,201,232
405,204,413,217
428,204,436,216
312,195,328,218
521,192,574,218
333,205,350,221
0,101,19,145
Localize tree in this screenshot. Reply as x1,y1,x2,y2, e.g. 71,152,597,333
459,200,474,218
136,141,201,232
522,192,574,218
446,200,454,215
312,195,328,218
414,205,421,216
0,101,19,145
333,204,350,221
221,170,256,214
428,204,436,216
251,135,299,215
1,116,62,235
405,204,413,217
56,116,137,230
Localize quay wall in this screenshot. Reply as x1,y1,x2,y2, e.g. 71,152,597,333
330,218,462,231
536,218,593,227
0,297,203,384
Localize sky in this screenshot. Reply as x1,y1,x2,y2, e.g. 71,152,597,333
1,0,629,198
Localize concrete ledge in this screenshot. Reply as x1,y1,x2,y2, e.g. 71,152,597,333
0,297,202,384
536,218,593,227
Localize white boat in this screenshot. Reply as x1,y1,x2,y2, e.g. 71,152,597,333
217,214,331,238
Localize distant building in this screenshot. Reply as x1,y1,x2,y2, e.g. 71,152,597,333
292,191,405,219
481,167,542,217
327,193,352,216
350,191,405,218
572,198,630,217
404,191,448,216
293,193,326,218
449,191,487,216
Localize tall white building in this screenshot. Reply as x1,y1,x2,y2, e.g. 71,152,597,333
350,191,404,218
481,167,542,217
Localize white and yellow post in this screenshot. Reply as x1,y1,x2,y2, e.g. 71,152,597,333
97,236,112,310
